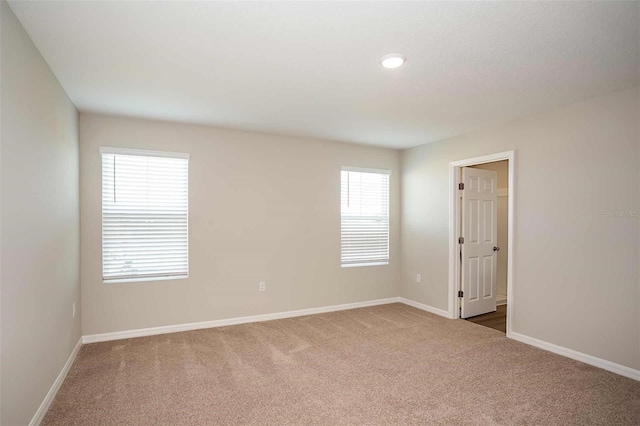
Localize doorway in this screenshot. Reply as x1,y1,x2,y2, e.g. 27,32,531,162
448,151,514,336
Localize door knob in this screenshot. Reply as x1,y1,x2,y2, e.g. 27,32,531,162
493,247,500,251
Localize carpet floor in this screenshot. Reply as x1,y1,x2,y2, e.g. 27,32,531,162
43,303,639,425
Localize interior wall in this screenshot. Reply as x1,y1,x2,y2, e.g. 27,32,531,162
470,160,509,298
80,113,400,336
1,2,81,424
400,87,640,370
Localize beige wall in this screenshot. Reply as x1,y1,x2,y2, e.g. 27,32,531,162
401,87,640,370
1,2,80,424
470,160,509,297
80,113,400,335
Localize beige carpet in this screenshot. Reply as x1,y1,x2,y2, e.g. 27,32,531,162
43,303,639,425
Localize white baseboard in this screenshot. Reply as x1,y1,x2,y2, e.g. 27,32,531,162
30,338,83,426
510,332,640,382
399,297,450,318
83,297,401,344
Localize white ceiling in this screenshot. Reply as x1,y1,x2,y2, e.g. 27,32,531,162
8,1,640,149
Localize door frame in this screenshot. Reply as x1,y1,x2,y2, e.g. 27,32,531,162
448,151,515,337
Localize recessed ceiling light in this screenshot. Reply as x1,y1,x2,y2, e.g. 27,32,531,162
380,54,406,69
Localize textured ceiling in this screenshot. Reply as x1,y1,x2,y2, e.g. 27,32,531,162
8,1,640,149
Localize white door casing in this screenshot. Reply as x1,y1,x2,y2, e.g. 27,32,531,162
461,167,498,318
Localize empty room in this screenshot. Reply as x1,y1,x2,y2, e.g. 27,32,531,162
1,1,639,425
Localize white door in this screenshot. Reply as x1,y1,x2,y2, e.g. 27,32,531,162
460,167,498,319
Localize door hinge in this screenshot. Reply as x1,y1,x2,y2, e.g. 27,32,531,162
459,183,464,190
458,290,464,298
458,237,464,244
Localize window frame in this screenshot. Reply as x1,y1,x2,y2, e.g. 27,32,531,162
100,146,190,284
340,166,391,268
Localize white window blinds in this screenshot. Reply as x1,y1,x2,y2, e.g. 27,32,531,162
341,167,390,267
101,147,189,282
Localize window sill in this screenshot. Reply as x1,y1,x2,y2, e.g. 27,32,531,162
341,262,389,268
103,275,188,284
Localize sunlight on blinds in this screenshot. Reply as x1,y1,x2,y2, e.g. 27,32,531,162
101,148,189,282
341,168,390,267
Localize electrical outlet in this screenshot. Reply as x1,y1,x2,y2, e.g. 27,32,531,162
416,274,421,283
259,281,266,292
72,303,76,317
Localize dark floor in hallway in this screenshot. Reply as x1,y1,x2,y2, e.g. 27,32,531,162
465,304,507,332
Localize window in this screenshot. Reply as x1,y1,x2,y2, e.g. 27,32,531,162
341,167,390,267
101,147,189,283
